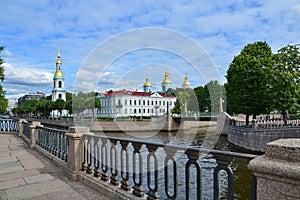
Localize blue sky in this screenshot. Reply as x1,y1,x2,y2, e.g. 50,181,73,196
1,0,300,102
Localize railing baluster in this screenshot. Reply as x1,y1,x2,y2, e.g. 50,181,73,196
213,154,234,200
132,142,144,198
185,149,201,200
94,137,101,178
86,137,93,174
110,139,119,186
146,144,159,200
101,138,109,181
82,135,88,172
164,147,178,200
120,141,130,191
251,175,257,200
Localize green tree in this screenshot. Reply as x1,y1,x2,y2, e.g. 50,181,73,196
204,80,226,113
194,86,206,112
271,44,300,124
0,46,8,113
171,99,181,114
54,99,65,118
37,100,53,117
23,99,39,116
226,41,273,125
72,91,101,118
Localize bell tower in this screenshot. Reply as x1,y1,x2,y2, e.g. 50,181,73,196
52,47,66,101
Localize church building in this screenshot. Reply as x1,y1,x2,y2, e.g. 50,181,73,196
52,47,66,102
97,70,181,118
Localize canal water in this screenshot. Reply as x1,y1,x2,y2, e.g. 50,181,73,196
94,126,256,200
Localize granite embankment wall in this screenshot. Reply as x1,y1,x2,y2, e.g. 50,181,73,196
228,126,300,152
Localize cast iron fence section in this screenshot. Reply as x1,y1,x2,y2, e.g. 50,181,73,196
81,134,257,200
0,119,19,132
23,121,31,139
36,126,68,162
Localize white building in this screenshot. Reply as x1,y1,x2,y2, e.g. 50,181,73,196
98,90,176,118
98,72,177,118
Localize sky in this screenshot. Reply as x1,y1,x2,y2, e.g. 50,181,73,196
1,0,300,103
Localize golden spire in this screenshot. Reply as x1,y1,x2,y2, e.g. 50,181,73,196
56,46,62,64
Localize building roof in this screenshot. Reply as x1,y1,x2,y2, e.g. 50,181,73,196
102,90,176,98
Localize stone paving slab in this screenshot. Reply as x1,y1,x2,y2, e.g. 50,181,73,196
0,156,17,164
0,178,26,190
17,154,45,170
24,174,54,184
0,169,39,182
6,179,70,200
0,164,24,175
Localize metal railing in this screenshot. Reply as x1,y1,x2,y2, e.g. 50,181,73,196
23,121,31,139
36,126,68,162
81,134,257,200
0,119,19,132
229,118,300,128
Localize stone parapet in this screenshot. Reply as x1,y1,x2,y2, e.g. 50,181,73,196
248,139,300,200
66,126,93,181
228,126,300,152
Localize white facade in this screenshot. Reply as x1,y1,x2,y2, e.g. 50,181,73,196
98,91,176,118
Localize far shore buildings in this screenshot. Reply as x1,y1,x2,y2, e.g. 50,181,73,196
17,92,46,107
98,70,191,118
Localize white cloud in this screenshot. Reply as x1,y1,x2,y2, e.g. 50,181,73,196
1,0,300,103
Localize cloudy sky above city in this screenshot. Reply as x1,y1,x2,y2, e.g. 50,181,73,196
1,0,300,102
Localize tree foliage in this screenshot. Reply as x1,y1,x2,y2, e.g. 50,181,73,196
226,41,273,124
0,46,8,113
271,44,300,123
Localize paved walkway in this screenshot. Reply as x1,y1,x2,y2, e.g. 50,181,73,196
0,134,109,200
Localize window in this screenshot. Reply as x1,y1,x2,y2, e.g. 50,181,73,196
134,100,136,105
54,82,56,88
139,100,141,105
130,100,132,105
143,100,145,105
163,101,165,106
125,100,127,105
139,109,141,113
147,100,150,105
125,109,127,114
152,101,154,105
58,94,62,99
58,81,62,88
134,109,137,114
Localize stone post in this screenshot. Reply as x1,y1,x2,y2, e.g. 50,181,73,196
18,119,26,137
248,139,300,200
29,121,42,149
66,126,93,181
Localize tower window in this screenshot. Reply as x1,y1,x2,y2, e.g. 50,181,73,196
58,94,62,99
54,82,56,88
58,81,62,88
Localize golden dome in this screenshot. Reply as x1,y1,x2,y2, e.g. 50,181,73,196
144,77,152,87
54,70,64,77
182,74,191,87
162,77,172,83
162,69,172,83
